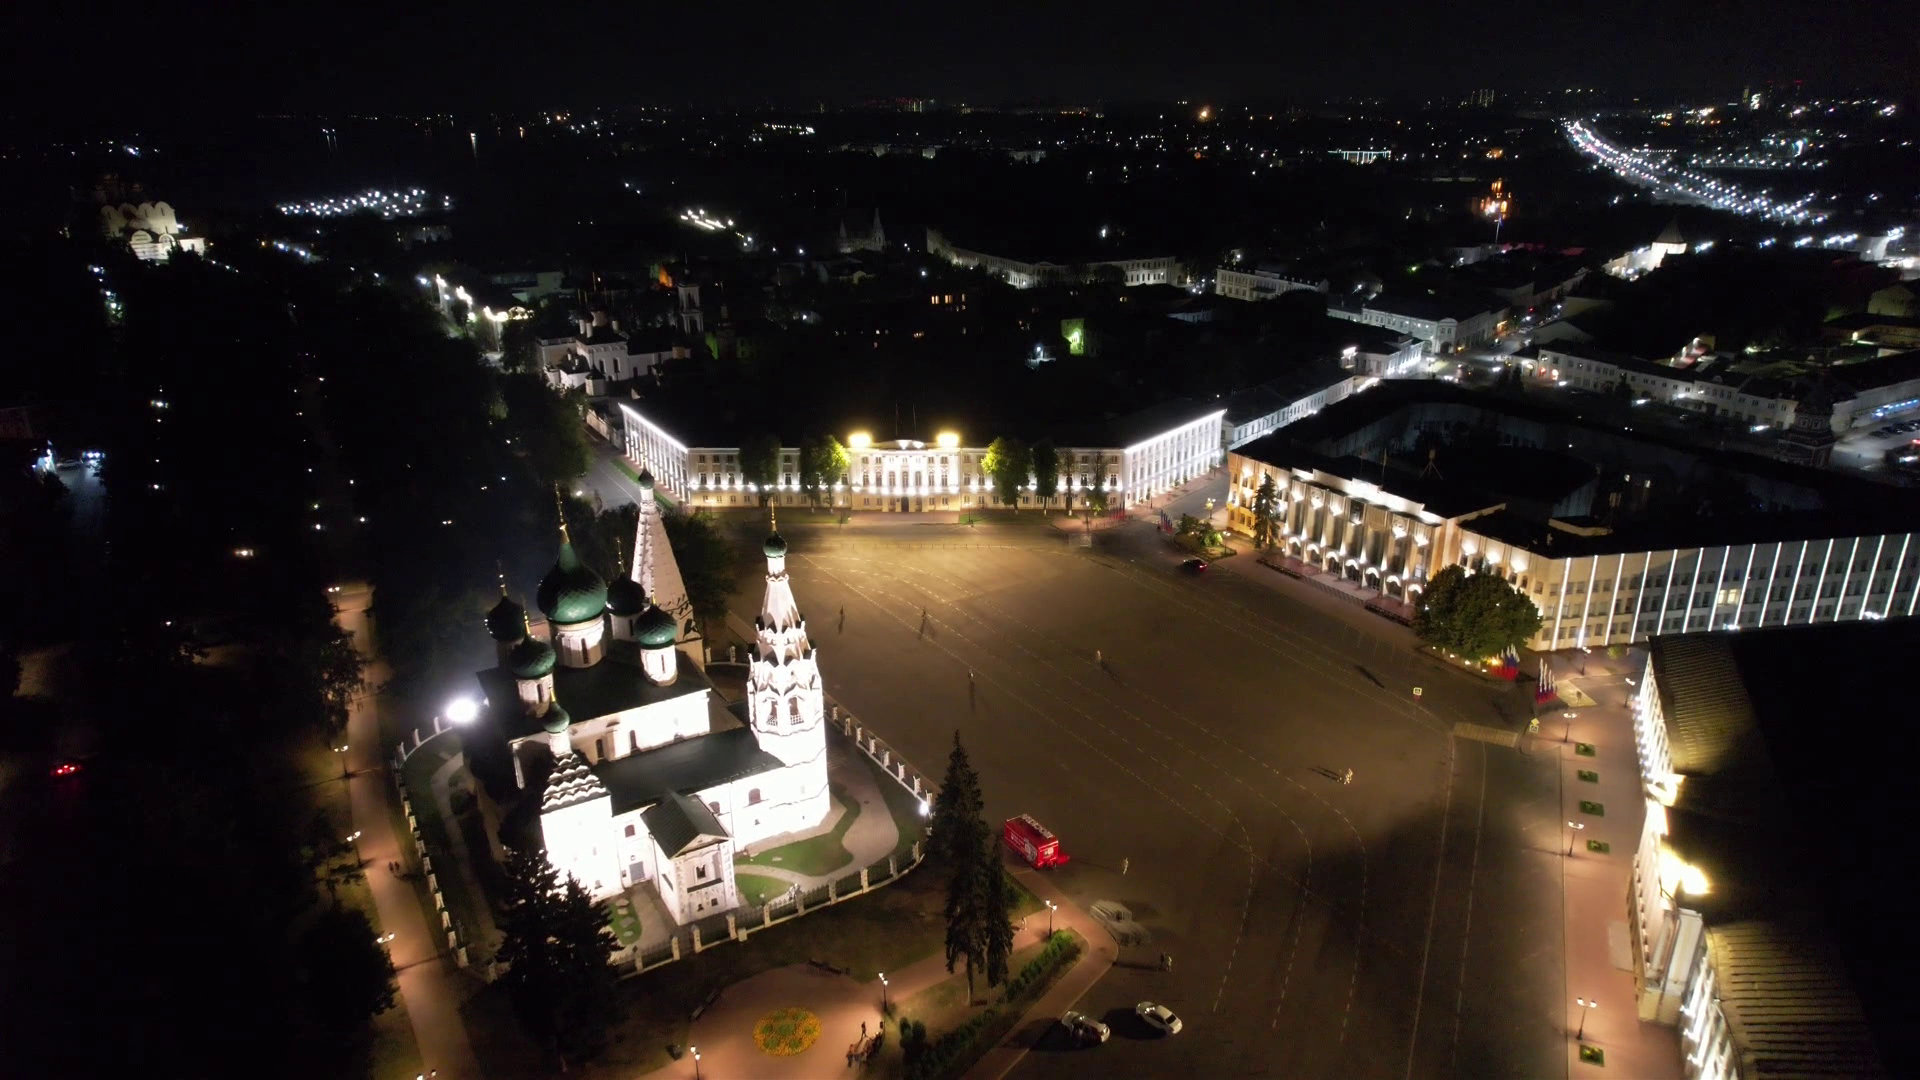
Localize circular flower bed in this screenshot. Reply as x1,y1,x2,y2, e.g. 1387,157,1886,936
753,1007,822,1057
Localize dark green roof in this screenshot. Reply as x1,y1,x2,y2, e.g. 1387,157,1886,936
606,576,645,617
637,468,655,489
537,541,607,624
507,636,556,679
636,603,679,647
592,726,784,814
477,643,712,740
641,791,729,856
541,704,572,735
486,595,527,641
763,532,787,558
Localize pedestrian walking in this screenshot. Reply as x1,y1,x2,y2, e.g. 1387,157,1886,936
1095,648,1104,666
861,1021,867,1038
1121,856,1130,875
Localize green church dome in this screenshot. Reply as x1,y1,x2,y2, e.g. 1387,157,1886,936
763,532,787,558
537,541,607,625
508,635,556,679
637,468,655,490
541,704,572,735
606,576,645,617
485,595,527,642
636,602,679,648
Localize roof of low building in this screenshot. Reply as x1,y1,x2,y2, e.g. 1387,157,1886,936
641,791,731,856
593,726,784,815
1707,921,1889,1079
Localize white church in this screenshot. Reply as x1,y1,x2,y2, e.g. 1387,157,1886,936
471,470,830,925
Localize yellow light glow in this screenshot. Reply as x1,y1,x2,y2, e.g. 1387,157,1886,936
848,432,872,450
936,432,960,448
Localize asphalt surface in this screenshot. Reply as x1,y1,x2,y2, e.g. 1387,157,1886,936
718,516,1566,1080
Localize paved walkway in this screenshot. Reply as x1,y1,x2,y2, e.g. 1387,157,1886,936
337,584,482,1080
1540,652,1680,1080
738,744,904,892
967,867,1120,1080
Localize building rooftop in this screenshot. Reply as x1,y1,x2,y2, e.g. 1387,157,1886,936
1365,291,1507,324
593,726,784,815
1246,380,1920,555
641,790,731,855
1705,921,1888,1079
476,644,710,742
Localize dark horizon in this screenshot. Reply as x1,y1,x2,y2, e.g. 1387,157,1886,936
5,2,1912,122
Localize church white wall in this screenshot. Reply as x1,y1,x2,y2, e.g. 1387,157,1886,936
550,690,711,764
540,795,622,900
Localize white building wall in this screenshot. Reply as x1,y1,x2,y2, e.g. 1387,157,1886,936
617,403,692,498
539,795,622,899
1124,412,1225,501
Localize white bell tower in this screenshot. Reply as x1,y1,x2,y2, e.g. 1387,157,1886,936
745,518,830,831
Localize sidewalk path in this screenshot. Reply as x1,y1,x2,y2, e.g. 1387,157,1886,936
337,584,482,1080
966,866,1118,1080
1546,657,1680,1080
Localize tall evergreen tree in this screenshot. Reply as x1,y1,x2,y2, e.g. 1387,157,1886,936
1251,473,1280,550
979,855,1016,989
931,732,993,1001
1031,440,1060,510
497,847,620,1069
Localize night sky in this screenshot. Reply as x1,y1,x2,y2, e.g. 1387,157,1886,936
8,1,1914,118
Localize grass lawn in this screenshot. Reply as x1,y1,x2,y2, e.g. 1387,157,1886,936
465,847,975,1078
739,784,861,876
606,895,643,947
735,869,793,908
864,751,932,863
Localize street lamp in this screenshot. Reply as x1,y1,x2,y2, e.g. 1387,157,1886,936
1565,821,1585,856
1044,900,1057,936
1563,710,1577,743
445,696,479,725
1575,997,1598,1040
335,744,350,781
346,830,363,866
879,972,889,1011
691,1046,701,1080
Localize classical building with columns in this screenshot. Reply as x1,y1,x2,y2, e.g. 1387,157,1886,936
615,399,1225,513
1225,382,1920,650
464,472,830,925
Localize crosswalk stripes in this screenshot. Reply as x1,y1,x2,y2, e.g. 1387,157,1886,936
1452,721,1520,747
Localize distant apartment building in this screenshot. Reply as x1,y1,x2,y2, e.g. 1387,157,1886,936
926,228,1181,289
1328,293,1508,353
1533,342,1920,433
1214,267,1328,302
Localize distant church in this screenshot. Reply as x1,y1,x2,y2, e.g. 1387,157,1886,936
467,472,830,925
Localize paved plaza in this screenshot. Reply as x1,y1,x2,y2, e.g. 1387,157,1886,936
691,506,1576,1080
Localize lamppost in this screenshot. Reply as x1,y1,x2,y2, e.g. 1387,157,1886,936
691,1046,701,1080
335,743,350,781
346,829,363,866
1563,710,1578,743
879,972,889,1011
1575,997,1598,1040
1565,821,1585,856
1044,900,1057,936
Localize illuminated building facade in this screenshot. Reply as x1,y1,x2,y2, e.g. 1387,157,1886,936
1225,384,1920,649
1625,629,1894,1079
615,401,1225,512
925,228,1182,289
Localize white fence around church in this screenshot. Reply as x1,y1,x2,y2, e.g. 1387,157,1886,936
623,699,933,976
386,697,938,980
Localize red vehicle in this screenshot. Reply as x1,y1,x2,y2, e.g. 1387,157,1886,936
1003,815,1071,869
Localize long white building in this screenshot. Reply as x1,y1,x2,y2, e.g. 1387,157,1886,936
1225,384,1920,649
616,400,1225,513
926,228,1182,289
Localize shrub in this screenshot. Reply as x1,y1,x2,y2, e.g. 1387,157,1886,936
902,931,1083,1080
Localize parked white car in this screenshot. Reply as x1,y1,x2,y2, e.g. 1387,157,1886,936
1135,1001,1183,1035
1061,1011,1110,1044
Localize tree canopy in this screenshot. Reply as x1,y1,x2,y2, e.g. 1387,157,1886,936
661,509,737,630
1251,473,1279,549
497,846,620,1069
738,434,783,506
981,437,1031,510
1412,565,1543,659
800,434,850,509
1031,440,1060,509
931,732,1014,1002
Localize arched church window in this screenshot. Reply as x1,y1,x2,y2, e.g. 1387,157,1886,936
748,788,763,805
766,700,779,726
624,824,636,837
789,698,800,722
708,801,721,815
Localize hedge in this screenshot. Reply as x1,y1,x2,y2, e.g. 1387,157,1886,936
902,930,1083,1080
